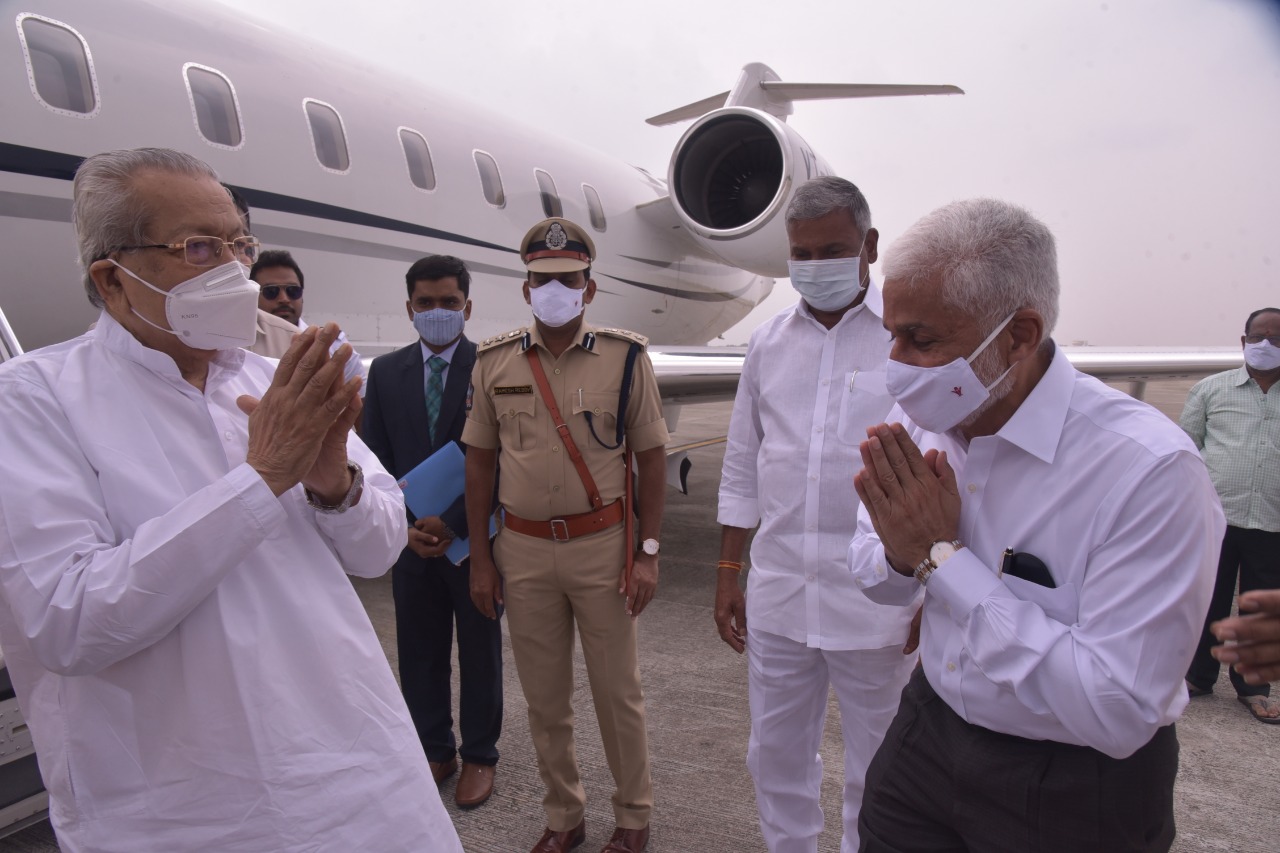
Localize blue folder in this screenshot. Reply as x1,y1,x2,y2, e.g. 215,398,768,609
396,442,495,565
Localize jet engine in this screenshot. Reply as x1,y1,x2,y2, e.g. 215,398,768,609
667,107,831,278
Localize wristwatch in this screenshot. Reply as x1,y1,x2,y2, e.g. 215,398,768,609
913,539,963,586
305,462,364,514
640,538,660,556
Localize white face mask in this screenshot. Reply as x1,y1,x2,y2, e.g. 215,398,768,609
788,252,866,313
1243,340,1280,371
528,279,584,328
110,259,260,350
885,312,1017,433
413,307,466,347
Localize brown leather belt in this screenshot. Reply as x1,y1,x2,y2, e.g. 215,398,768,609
503,499,625,542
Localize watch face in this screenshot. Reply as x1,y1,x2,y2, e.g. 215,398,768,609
641,539,660,556
929,541,958,564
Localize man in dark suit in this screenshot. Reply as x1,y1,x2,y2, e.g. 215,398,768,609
363,255,502,809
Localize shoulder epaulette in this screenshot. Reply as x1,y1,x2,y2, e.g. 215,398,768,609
594,327,649,348
478,328,529,353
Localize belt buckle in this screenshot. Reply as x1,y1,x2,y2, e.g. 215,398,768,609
549,518,570,541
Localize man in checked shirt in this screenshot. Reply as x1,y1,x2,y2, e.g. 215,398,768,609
1183,307,1280,723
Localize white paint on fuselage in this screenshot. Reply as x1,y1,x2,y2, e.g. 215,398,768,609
0,0,770,352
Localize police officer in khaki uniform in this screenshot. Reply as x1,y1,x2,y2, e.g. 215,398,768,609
463,218,668,853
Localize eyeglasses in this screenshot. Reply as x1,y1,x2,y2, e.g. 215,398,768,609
260,284,303,301
117,235,261,266
1244,334,1280,346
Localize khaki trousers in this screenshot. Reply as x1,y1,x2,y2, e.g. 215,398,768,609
494,523,652,831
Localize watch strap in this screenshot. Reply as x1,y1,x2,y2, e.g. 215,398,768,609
305,462,364,514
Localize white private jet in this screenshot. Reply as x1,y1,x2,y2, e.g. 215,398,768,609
0,2,1239,391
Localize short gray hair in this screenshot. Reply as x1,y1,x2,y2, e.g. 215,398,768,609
72,148,221,307
786,176,872,235
882,198,1059,338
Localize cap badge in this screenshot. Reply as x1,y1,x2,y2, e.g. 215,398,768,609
545,223,569,251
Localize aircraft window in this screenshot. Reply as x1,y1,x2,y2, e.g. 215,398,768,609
184,64,242,148
473,151,505,208
304,99,350,172
535,170,563,218
17,15,98,116
583,184,607,231
399,128,436,191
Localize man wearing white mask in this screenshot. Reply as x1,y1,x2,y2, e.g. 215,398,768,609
1183,307,1280,724
362,255,504,807
464,218,669,853
714,176,919,853
0,148,461,852
848,198,1222,852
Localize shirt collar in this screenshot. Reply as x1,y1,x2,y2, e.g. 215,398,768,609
983,341,1071,465
527,318,600,356
1231,365,1254,387
94,311,246,385
419,337,461,364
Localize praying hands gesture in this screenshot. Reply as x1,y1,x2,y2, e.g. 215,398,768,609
239,323,364,503
852,423,962,576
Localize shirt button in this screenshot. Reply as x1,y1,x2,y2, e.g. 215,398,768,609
806,574,815,581
967,483,978,493
821,379,830,386
807,524,816,531
552,485,560,492
815,426,824,433
552,445,560,453
595,408,602,415
947,662,957,672
809,474,818,481
508,409,515,416
553,368,561,375
223,430,233,440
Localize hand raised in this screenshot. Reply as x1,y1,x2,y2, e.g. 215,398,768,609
239,324,363,497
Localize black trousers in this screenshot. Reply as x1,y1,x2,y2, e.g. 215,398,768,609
1186,525,1280,698
392,552,503,766
859,668,1178,853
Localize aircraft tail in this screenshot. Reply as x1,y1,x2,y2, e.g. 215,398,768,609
645,62,963,126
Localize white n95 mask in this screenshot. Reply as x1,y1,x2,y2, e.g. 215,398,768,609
788,254,866,312
413,307,466,346
528,279,584,328
1243,340,1280,371
110,259,260,350
885,312,1016,433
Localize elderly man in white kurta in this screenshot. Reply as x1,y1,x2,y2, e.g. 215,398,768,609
0,148,461,853
714,177,919,853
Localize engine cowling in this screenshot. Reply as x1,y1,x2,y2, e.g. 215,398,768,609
667,107,832,278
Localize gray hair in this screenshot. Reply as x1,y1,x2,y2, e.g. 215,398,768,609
882,198,1059,338
785,176,872,235
72,148,221,307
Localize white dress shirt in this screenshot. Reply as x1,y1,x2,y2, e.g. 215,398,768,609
0,314,461,853
848,345,1224,759
719,283,919,650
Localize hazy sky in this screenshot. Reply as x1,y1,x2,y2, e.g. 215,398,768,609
220,0,1280,346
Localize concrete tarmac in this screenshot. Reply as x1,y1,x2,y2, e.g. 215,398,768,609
2,379,1276,852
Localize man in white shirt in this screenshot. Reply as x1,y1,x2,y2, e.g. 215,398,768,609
715,177,919,853
0,148,461,853
847,198,1222,852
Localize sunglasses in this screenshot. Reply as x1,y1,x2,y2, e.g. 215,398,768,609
260,284,303,301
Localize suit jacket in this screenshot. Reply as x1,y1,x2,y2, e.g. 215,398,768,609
246,309,298,359
362,337,475,539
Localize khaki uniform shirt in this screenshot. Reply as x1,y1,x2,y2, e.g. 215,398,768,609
462,321,668,521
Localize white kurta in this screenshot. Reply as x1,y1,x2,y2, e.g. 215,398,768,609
0,314,461,853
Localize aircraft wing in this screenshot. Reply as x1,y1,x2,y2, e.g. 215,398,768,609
652,345,1242,406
